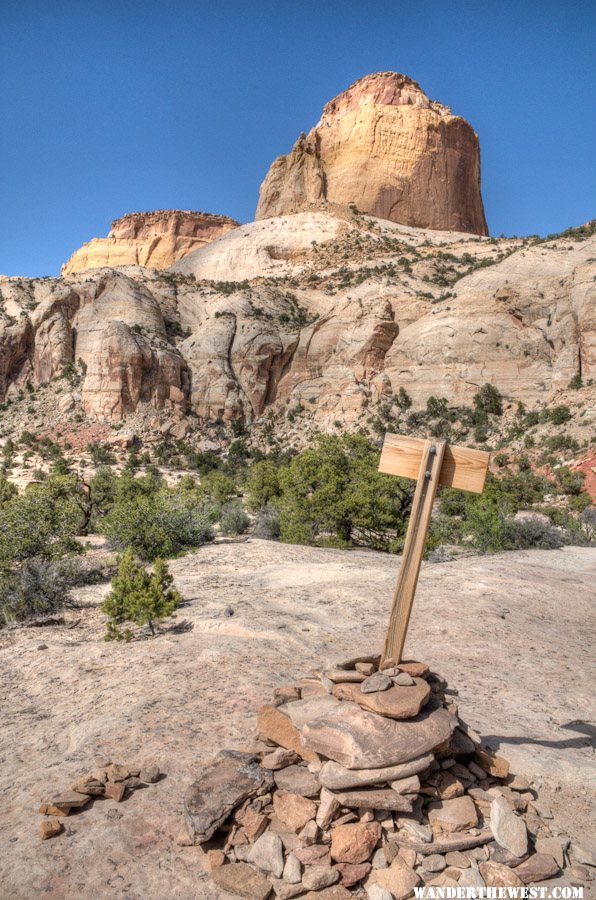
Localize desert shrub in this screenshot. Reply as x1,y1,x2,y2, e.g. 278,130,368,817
568,374,583,390
253,503,281,540
199,470,237,504
102,487,212,560
220,500,250,535
278,434,413,551
503,516,564,550
0,557,84,626
548,405,572,425
102,549,181,640
0,476,81,570
552,467,584,496
396,387,412,410
245,459,283,511
473,383,503,416
86,442,116,466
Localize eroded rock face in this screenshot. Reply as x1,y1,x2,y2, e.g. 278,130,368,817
256,72,488,235
1,212,594,425
61,209,239,274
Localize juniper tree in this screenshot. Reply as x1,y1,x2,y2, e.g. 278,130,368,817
102,549,181,640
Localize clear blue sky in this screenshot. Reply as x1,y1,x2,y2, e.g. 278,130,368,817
1,0,594,276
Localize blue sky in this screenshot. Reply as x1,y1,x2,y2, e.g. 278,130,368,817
1,0,594,276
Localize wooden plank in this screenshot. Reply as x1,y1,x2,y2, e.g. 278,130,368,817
379,433,490,494
382,439,446,666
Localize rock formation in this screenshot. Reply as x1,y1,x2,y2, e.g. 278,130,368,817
61,209,239,274
1,212,594,426
182,654,570,896
255,72,488,235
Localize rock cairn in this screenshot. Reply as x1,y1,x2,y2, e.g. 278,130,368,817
39,760,161,840
184,656,576,899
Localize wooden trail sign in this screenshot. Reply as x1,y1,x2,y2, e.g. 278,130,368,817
378,434,490,665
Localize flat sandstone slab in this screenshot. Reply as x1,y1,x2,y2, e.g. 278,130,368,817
332,677,430,719
184,751,273,843
318,754,434,790
330,788,413,811
302,701,456,769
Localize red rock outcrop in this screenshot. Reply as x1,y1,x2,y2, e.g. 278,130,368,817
256,72,488,235
61,209,239,274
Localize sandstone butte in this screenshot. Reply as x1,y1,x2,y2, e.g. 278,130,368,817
61,209,239,274
255,71,488,235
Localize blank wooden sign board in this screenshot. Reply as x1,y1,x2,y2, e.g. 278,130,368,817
378,434,490,666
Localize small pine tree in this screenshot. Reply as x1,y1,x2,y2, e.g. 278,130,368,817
102,549,181,640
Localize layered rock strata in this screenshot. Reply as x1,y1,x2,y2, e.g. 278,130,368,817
256,72,488,235
61,209,239,274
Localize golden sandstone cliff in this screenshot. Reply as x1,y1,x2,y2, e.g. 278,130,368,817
256,72,488,235
61,209,239,274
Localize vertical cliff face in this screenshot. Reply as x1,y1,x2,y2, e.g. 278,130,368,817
61,209,239,274
256,72,488,235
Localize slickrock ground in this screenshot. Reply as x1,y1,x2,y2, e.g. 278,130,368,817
256,72,488,235
61,210,239,274
0,541,594,898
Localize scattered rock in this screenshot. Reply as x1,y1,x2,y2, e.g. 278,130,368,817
302,864,339,890
248,830,285,878
332,679,430,719
104,781,126,802
274,764,319,797
319,754,433,790
316,787,340,828
367,860,420,900
571,843,596,868
139,765,160,783
325,670,367,684
301,886,352,900
366,885,394,900
393,672,415,687
206,849,226,869
294,844,330,866
515,853,560,884
331,822,382,864
422,855,447,873
211,861,272,899
355,663,375,676
330,788,413,812
275,686,301,704
336,861,372,886
39,802,70,816
50,791,92,809
390,775,420,795
184,750,273,843
490,796,528,858
258,704,318,762
427,796,478,836
457,868,486,888
361,672,393,693
445,851,470,868
479,861,524,887
283,852,302,883
272,791,317,833
262,748,300,771
473,748,510,779
40,819,63,840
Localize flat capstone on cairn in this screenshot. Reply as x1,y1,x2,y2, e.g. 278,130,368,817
182,655,577,899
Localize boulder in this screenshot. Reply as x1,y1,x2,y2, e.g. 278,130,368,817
302,702,456,769
211,861,272,899
489,795,528,857
184,750,273,844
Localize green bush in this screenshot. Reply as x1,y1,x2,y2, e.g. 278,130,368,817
0,476,81,570
548,405,572,425
102,486,212,560
254,503,281,540
220,500,250,535
277,434,413,551
245,459,283,511
0,557,84,626
473,383,503,416
200,470,237,504
504,516,564,550
102,549,181,639
568,374,583,390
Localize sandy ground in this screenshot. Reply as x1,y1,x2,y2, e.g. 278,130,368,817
0,540,594,898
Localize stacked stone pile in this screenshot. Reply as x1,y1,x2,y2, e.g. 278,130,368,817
183,656,580,899
39,761,161,840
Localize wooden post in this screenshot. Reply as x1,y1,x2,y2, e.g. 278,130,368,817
378,434,490,666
